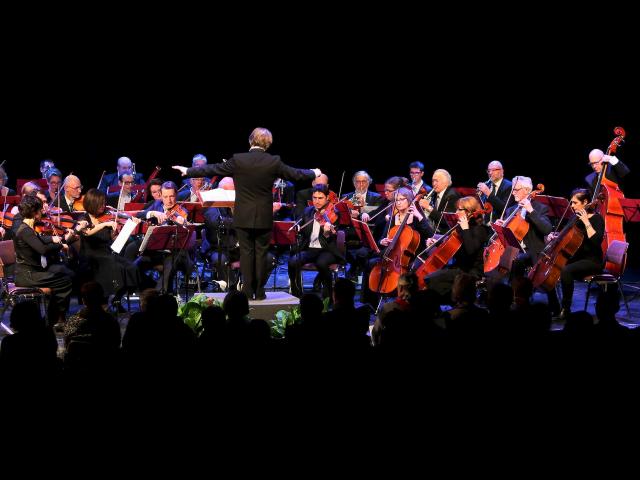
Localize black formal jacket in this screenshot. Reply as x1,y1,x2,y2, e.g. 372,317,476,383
186,148,315,229
14,224,62,273
99,172,145,193
294,187,314,220
342,190,384,208
50,193,77,213
428,186,461,233
585,159,630,195
297,205,345,261
481,178,513,222
504,201,553,262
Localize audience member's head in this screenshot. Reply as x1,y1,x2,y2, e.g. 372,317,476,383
488,282,513,313
300,294,323,322
80,281,106,309
201,305,226,332
223,290,250,320
140,288,159,312
452,273,477,306
333,278,356,307
512,276,533,306
9,301,44,332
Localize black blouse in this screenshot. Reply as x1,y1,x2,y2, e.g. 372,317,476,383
14,224,62,272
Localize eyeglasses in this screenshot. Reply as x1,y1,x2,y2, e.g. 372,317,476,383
588,161,601,166
384,189,396,193
123,181,135,185
513,187,526,192
70,185,83,190
409,171,422,175
487,168,502,173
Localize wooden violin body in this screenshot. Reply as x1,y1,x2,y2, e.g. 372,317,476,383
414,229,463,289
368,222,420,294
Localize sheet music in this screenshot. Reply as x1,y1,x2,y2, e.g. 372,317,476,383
110,219,139,254
199,188,235,202
138,225,157,253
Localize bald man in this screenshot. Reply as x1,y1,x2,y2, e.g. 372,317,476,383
585,148,630,196
477,161,512,223
52,175,83,212
100,156,145,193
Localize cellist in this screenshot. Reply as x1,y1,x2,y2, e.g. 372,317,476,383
495,176,552,279
547,188,605,319
585,148,630,196
421,196,488,304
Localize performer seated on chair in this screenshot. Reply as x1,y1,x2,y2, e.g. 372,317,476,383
12,195,74,323
126,181,193,294
288,184,344,299
106,171,136,210
547,188,605,319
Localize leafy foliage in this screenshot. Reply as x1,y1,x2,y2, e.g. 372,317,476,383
176,294,223,333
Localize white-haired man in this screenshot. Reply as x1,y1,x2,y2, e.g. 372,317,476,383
420,168,460,234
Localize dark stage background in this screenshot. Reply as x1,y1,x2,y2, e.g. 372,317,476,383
2,45,639,266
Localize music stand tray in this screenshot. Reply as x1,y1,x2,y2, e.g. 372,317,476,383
178,202,206,223
442,212,459,229
139,225,196,253
271,221,297,246
534,195,572,219
619,198,640,222
352,218,380,254
491,224,525,252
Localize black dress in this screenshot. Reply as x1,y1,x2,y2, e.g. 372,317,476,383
80,221,141,297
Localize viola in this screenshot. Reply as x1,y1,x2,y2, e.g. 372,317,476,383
591,126,627,276
0,211,14,228
414,204,493,288
72,195,86,212
483,184,544,275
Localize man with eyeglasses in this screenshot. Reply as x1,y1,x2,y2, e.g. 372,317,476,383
408,161,431,196
477,161,512,223
53,175,83,212
419,169,460,234
585,148,630,196
100,156,145,193
44,168,63,203
107,171,136,210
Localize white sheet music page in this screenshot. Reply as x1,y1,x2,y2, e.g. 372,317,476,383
110,218,138,254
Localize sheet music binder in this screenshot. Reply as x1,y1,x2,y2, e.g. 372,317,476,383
138,225,196,253
351,218,380,253
491,224,525,252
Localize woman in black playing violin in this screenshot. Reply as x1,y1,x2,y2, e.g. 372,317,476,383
80,188,143,309
288,184,344,298
548,188,604,318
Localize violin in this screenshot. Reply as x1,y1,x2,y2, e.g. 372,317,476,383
0,211,14,228
165,203,189,224
72,195,86,212
34,218,68,236
314,202,339,226
413,203,493,289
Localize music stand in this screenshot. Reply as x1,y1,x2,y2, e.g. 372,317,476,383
619,198,640,223
179,202,206,223
139,224,196,294
491,224,525,252
442,212,459,229
124,203,146,211
1,195,21,208
271,221,298,290
455,187,478,197
534,195,573,219
352,218,380,254
107,184,145,194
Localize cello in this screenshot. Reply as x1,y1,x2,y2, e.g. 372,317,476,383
483,183,544,275
413,202,492,289
591,127,626,276
368,193,424,294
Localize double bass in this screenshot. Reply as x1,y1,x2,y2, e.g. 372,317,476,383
483,183,544,275
591,127,626,276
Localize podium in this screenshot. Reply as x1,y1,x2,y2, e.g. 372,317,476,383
351,218,380,254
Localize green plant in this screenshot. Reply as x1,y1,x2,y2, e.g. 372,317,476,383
176,294,222,333
271,297,331,339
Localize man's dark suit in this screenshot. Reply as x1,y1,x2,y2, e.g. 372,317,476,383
585,160,630,195
505,201,553,266
481,178,513,223
428,186,461,234
294,187,314,220
51,193,77,213
99,172,145,193
185,148,316,299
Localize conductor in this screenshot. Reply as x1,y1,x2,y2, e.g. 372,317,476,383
174,127,321,300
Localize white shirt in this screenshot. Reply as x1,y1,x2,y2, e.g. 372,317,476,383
492,178,503,195
117,193,132,211
412,181,424,195
309,218,322,248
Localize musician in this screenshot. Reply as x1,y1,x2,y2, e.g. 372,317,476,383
585,148,630,195
496,176,552,277
0,167,16,197
145,178,164,207
361,176,407,241
420,169,460,234
477,161,512,224
272,178,295,221
294,174,329,220
178,176,208,202
409,161,432,196
40,159,55,179
80,188,143,309
52,175,83,213
288,184,343,299
100,156,145,193
130,181,192,293
173,127,320,301
106,171,136,210
44,168,63,203
343,171,383,212
548,189,605,319
12,195,73,323
181,154,212,188
422,196,489,304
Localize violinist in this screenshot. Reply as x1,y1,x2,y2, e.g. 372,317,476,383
107,171,136,210
130,181,192,293
79,188,143,310
585,148,630,196
496,176,552,277
178,176,208,203
52,175,83,213
145,178,164,208
360,176,407,241
547,189,605,319
421,196,489,304
476,161,512,224
408,161,431,196
12,195,73,324
100,156,145,193
288,184,344,299
0,167,16,197
44,168,63,203
419,169,460,234
294,174,329,220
